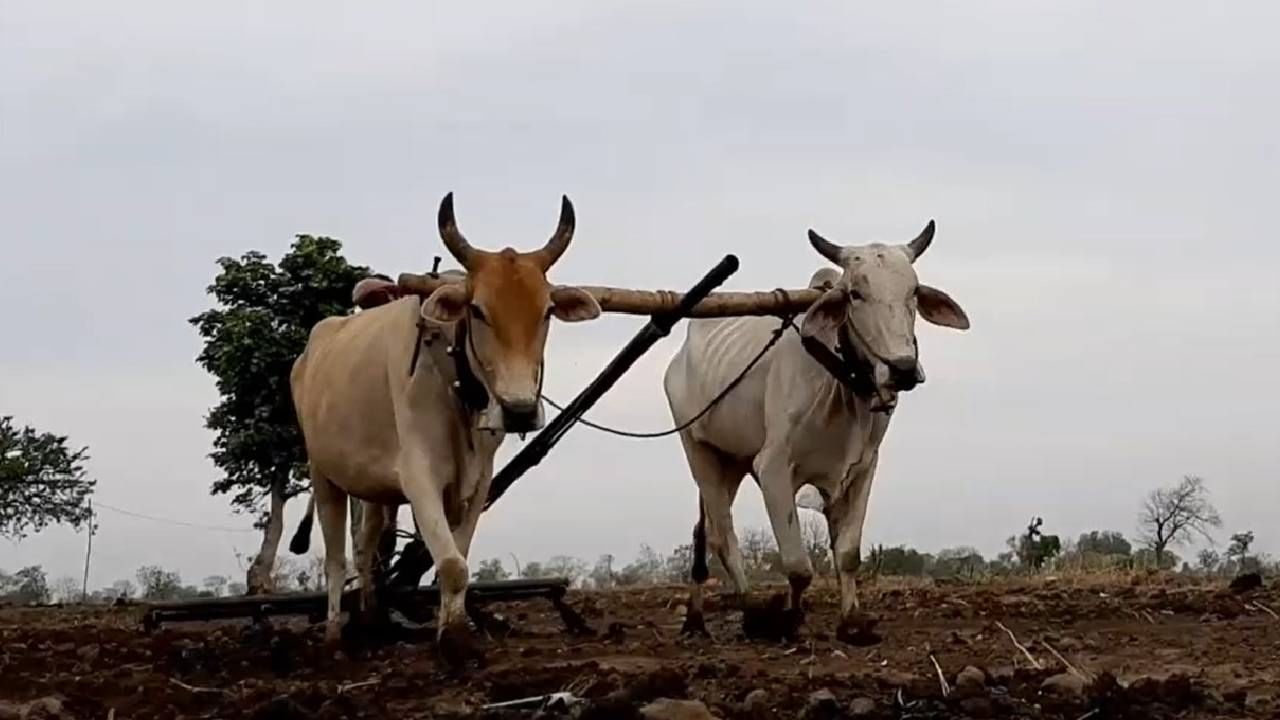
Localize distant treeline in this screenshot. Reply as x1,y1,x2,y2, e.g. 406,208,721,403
3,524,1270,606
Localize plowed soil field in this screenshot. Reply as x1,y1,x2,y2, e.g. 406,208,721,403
2,576,1277,718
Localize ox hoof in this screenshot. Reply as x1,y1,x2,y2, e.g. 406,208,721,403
741,593,804,643
836,612,882,646
438,623,486,670
680,609,711,638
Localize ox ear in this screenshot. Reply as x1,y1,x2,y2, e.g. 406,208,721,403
916,284,970,330
800,287,847,342
549,285,602,323
421,284,469,324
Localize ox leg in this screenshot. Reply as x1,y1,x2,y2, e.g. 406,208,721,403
354,501,390,628
399,458,480,666
311,471,349,646
827,455,881,645
677,434,747,637
755,450,813,612
704,476,749,597
451,465,494,558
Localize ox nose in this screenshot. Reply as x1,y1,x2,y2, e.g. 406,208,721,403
500,399,541,433
886,356,922,391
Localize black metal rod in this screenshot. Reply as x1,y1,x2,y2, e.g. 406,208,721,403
486,253,740,507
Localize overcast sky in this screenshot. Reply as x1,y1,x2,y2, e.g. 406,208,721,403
3,2,1278,589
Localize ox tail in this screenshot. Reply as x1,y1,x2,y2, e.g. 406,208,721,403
288,495,315,555
690,498,709,585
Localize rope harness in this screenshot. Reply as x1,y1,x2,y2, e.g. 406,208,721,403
542,315,799,438
540,312,878,438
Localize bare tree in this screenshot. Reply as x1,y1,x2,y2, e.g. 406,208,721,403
1138,476,1222,567
51,576,81,604
800,514,832,577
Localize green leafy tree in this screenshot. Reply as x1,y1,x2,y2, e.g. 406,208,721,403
1134,548,1182,570
868,545,929,576
615,545,663,586
136,565,183,600
0,566,51,604
931,546,986,578
1226,531,1257,573
472,558,510,582
190,235,370,593
0,417,95,540
1064,530,1133,571
1075,530,1132,557
202,575,229,597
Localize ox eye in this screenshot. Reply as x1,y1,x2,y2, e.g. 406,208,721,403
847,289,864,302
469,304,488,324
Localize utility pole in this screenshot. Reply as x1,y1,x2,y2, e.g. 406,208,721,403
81,500,95,602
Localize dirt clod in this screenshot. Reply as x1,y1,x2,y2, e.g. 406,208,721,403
848,696,876,717
739,689,770,718
802,689,841,719
1040,673,1086,702
959,696,995,718
835,612,882,646
249,696,312,720
1230,572,1264,594
438,622,485,669
639,698,717,720
0,697,68,720
624,666,688,703
955,665,987,698
740,594,803,643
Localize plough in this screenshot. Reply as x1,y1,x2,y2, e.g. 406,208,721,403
141,577,590,635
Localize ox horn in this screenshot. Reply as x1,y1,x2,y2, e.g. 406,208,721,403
807,229,844,265
532,195,575,270
437,192,477,268
905,220,935,262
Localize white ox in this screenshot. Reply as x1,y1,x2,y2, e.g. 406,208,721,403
289,194,601,659
663,220,969,641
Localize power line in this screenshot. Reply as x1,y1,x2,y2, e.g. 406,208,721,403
93,501,258,534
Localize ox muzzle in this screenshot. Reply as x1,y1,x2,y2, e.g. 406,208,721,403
498,398,543,434
474,395,546,434
868,356,926,413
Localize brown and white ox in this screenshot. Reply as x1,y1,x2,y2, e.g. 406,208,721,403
663,221,969,642
289,194,601,658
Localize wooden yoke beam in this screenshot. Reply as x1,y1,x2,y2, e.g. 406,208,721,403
395,272,821,318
